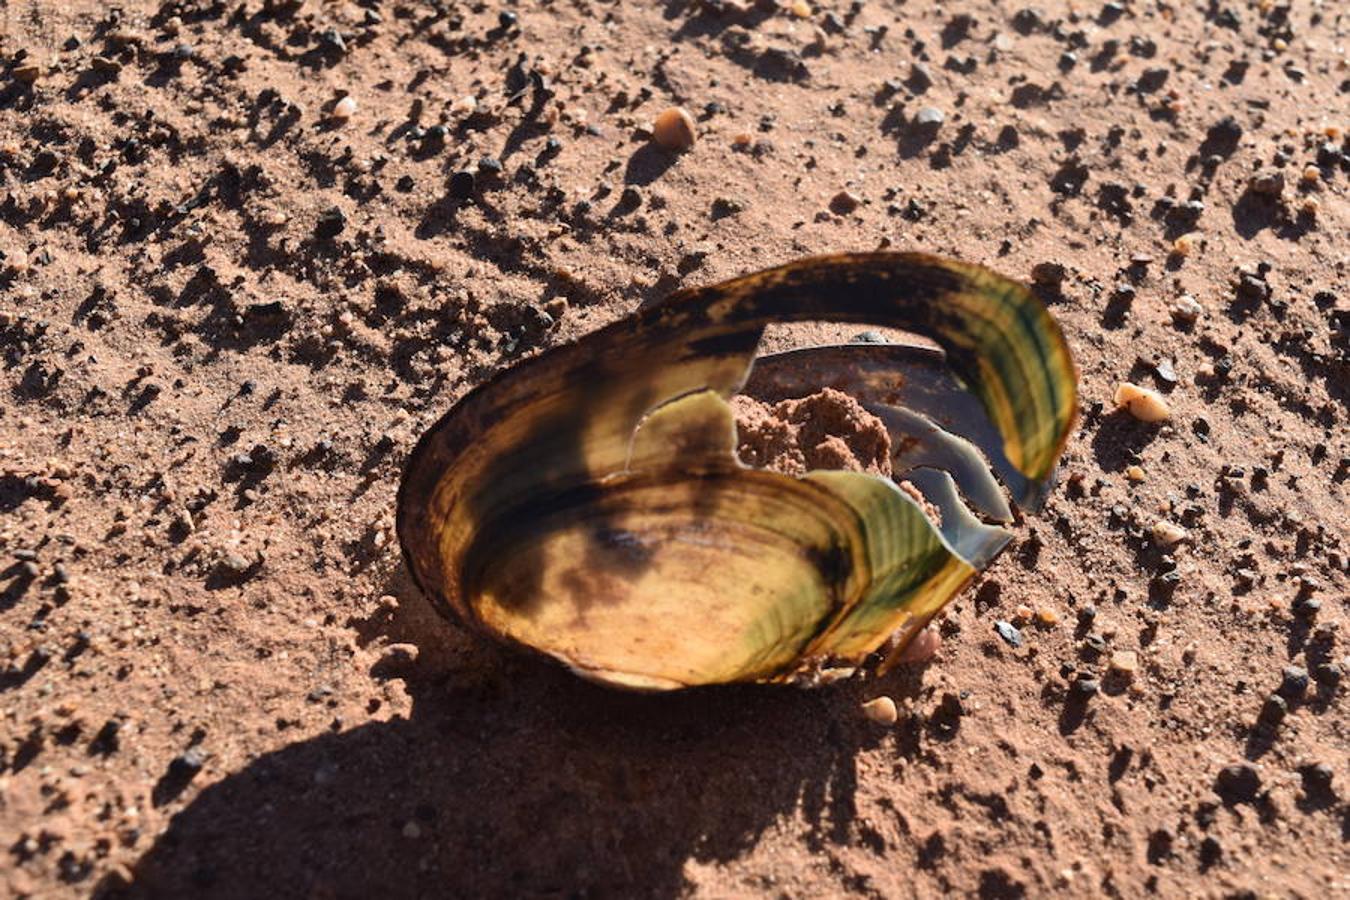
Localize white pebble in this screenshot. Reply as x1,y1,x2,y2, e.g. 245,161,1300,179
1151,520,1188,546
1114,382,1170,422
1169,294,1203,323
331,96,358,121
861,696,898,725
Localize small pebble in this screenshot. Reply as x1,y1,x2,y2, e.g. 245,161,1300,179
1109,650,1139,678
914,106,946,127
1031,261,1067,287
1216,763,1261,802
1151,520,1188,547
1301,764,1333,794
1249,168,1285,197
830,190,861,214
1114,382,1170,422
449,170,476,200
1170,294,1203,323
331,95,358,121
314,206,346,240
1279,665,1309,698
652,107,697,152
861,696,898,725
222,552,251,573
994,620,1023,648
1126,465,1145,482
1259,693,1287,725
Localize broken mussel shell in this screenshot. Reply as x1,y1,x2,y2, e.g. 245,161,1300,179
397,253,1077,690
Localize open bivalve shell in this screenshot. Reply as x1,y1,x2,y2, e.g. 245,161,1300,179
397,253,1077,690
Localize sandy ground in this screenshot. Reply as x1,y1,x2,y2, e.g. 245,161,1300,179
1,0,1348,897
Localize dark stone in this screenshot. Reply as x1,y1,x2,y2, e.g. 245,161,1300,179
1199,836,1222,868
1031,261,1067,287
90,719,122,756
449,170,476,200
907,63,933,93
313,207,346,240
1258,693,1287,725
1136,67,1169,92
319,29,346,54
1012,8,1044,34
1215,764,1261,803
1300,763,1334,795
1312,662,1341,686
1200,116,1243,158
1099,2,1125,24
1278,665,1309,698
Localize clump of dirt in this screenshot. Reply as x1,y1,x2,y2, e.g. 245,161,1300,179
732,389,892,477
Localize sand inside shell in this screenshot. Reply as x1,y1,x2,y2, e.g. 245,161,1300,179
731,388,942,526
731,388,892,477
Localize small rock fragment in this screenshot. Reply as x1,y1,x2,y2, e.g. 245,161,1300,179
908,63,934,92
331,95,358,121
1151,520,1187,547
449,170,476,200
1170,294,1203,323
1249,168,1284,197
222,552,252,573
914,106,946,127
861,696,898,725
829,190,861,214
1114,382,1170,422
994,620,1023,647
652,107,697,152
1278,665,1309,698
314,207,346,240
1259,693,1287,726
1216,764,1261,802
1170,233,1197,258
1109,650,1139,678
1300,763,1333,795
1031,261,1067,288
